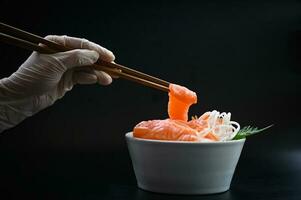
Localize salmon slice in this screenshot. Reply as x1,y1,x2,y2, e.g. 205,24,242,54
133,119,199,141
187,119,208,132
203,131,220,141
132,84,218,142
168,84,197,121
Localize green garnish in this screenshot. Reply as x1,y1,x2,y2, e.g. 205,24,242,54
232,125,273,140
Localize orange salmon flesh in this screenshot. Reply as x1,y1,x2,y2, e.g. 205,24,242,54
133,84,220,142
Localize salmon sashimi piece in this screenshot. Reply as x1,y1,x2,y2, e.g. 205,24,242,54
133,119,199,141
187,119,208,132
203,131,220,141
168,84,197,121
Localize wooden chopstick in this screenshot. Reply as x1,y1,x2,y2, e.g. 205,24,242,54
0,32,56,54
0,22,170,92
0,22,63,52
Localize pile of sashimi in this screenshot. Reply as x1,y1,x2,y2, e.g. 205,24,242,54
133,84,271,142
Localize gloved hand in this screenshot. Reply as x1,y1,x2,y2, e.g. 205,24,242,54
0,35,115,133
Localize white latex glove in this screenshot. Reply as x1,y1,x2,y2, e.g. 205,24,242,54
0,35,115,133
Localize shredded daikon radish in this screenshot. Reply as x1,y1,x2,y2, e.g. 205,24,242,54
196,110,240,141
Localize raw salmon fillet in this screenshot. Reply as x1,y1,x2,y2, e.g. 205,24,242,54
168,84,197,121
133,83,204,141
134,119,199,141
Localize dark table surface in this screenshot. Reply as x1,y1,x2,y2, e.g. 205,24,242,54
0,126,300,200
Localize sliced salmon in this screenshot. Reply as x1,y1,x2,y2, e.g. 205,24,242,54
187,119,208,132
168,84,197,121
133,119,199,141
203,131,220,141
132,84,221,142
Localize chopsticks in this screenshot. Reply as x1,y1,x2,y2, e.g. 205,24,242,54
0,22,170,92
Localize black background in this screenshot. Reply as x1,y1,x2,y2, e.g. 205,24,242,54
0,0,301,199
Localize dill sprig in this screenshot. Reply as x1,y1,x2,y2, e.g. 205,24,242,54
232,125,273,140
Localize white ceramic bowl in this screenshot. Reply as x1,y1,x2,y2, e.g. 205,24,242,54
125,132,245,195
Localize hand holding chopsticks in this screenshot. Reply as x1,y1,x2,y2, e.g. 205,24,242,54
0,34,116,132
0,22,170,92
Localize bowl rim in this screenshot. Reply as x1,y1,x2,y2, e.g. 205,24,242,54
125,132,245,144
